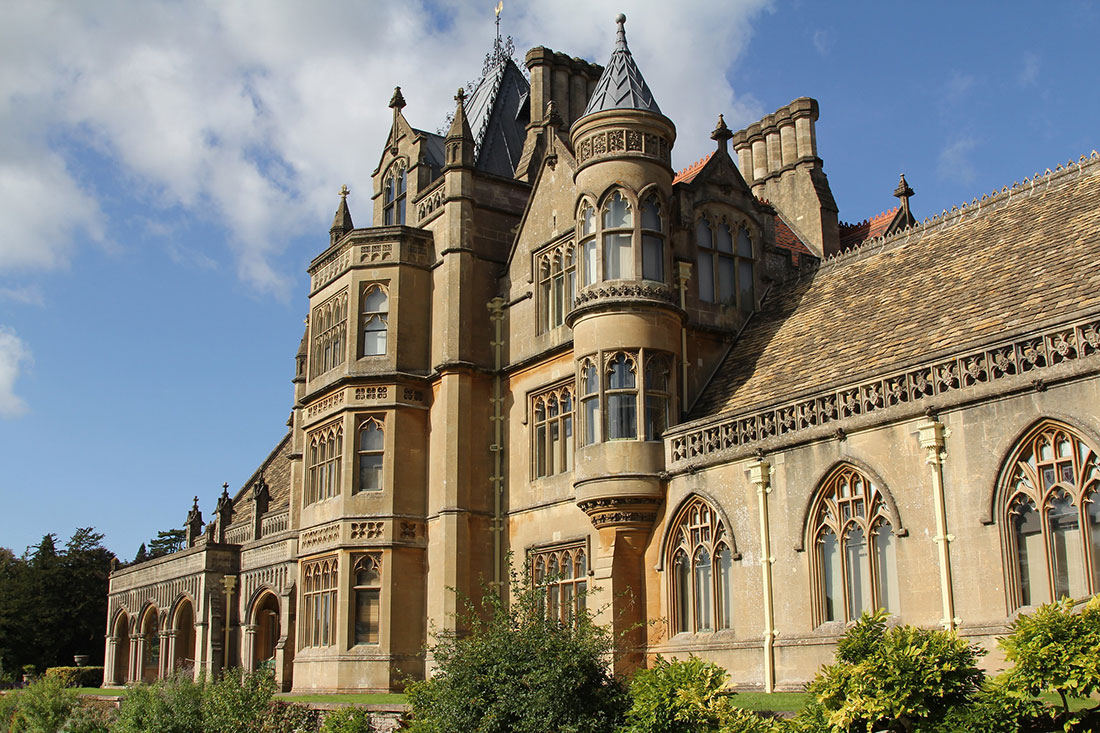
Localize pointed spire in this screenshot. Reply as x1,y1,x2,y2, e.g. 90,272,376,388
711,114,732,150
581,13,661,117
388,86,406,111
446,88,476,169
330,185,354,246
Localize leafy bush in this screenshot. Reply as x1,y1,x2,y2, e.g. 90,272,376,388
808,610,985,733
201,669,276,733
256,701,322,733
999,596,1100,712
44,667,103,689
62,702,116,733
320,706,375,733
622,655,729,732
1,690,22,730
405,568,629,733
112,673,204,733
13,673,78,733
932,681,1047,733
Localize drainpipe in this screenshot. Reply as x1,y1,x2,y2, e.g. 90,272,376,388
918,416,957,631
748,458,776,692
676,261,691,416
487,297,507,596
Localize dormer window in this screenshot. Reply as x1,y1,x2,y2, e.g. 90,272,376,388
697,216,755,312
383,162,406,225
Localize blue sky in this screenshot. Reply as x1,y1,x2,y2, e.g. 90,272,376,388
1,0,1097,559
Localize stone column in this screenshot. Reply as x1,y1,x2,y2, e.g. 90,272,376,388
159,630,173,679
194,621,210,681
128,635,140,683
242,624,258,673
103,636,117,685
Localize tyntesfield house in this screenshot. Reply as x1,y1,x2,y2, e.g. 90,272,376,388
105,15,1100,693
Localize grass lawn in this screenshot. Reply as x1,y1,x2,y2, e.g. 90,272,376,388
75,687,125,697
728,692,810,712
277,692,407,705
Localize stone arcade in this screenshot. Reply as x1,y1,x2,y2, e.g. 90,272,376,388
105,16,1100,692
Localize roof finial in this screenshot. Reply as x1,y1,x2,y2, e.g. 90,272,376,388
711,114,732,149
339,184,349,201
893,173,915,222
389,86,406,111
495,1,503,45
615,13,627,50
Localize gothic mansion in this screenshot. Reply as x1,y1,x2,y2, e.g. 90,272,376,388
105,16,1100,692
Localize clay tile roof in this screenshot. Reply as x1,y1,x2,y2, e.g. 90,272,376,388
691,154,1100,420
672,152,714,185
773,217,814,257
838,207,900,250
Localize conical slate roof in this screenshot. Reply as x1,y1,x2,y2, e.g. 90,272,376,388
582,14,661,117
465,55,530,177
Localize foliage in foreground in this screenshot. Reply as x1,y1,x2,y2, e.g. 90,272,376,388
808,610,986,733
405,569,629,733
621,656,780,733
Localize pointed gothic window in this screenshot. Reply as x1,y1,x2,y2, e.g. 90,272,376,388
602,191,633,280
383,162,406,225
696,216,755,312
361,285,389,356
300,556,338,648
306,422,343,505
356,418,384,493
530,544,587,624
644,354,671,440
579,203,597,286
576,348,674,447
353,554,382,645
532,384,574,478
579,359,600,446
641,194,665,282
537,244,576,332
1001,421,1100,608
310,289,348,378
606,352,637,440
667,497,736,634
809,464,898,624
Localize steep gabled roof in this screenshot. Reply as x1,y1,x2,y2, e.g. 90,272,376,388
691,153,1100,420
673,152,715,185
466,56,531,177
838,207,904,250
582,14,661,117
773,216,814,259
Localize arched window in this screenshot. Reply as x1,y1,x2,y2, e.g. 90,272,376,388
602,191,633,280
310,290,348,378
605,352,637,440
383,162,406,225
533,385,574,478
696,216,755,312
531,545,587,624
356,418,384,493
644,354,671,440
353,554,382,645
300,557,338,648
140,606,160,683
306,422,343,505
810,464,898,624
537,244,576,332
579,203,597,287
667,496,736,634
361,285,388,356
641,194,664,282
579,358,600,446
1001,421,1100,607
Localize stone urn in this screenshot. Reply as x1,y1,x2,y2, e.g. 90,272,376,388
74,654,90,667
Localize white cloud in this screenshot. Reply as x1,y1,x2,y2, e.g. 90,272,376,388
944,71,975,102
0,285,45,307
813,29,831,56
0,326,32,418
938,136,978,185
0,0,772,294
1019,52,1040,86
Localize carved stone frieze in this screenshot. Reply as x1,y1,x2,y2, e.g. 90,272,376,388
576,128,671,167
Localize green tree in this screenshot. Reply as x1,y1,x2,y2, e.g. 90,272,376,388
133,543,149,564
405,568,629,733
148,529,187,559
808,610,985,733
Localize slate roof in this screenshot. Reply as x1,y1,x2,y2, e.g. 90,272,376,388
692,154,1100,419
226,432,294,529
466,56,531,177
582,15,661,117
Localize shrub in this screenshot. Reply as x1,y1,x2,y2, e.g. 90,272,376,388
405,567,629,733
808,610,985,733
61,702,116,733
201,669,276,733
933,681,1048,733
320,706,375,733
256,701,322,733
622,655,731,733
999,596,1100,712
44,667,103,689
14,673,78,733
112,674,204,733
1,690,22,730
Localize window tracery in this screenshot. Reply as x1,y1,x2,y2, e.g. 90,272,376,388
537,243,576,332
356,417,384,493
532,384,574,478
1002,421,1100,607
361,284,389,357
577,348,674,446
809,464,898,625
310,289,348,378
383,161,406,225
352,554,381,645
306,422,343,505
576,190,668,287
667,497,735,634
531,544,587,624
301,556,338,648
